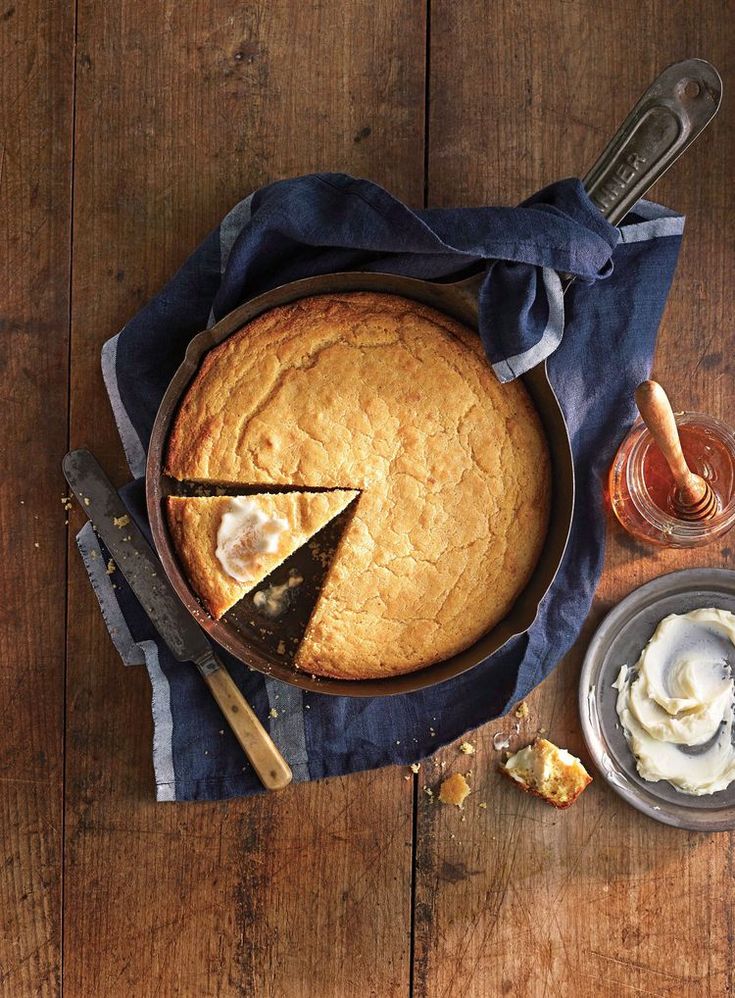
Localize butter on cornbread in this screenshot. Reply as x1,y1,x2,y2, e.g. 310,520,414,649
165,292,551,680
499,738,592,809
165,491,356,618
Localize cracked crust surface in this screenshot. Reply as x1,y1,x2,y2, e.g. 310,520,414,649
166,292,551,678
165,491,357,618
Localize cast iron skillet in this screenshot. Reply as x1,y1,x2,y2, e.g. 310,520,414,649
146,60,721,697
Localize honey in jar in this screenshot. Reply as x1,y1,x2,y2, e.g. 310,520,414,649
609,412,735,548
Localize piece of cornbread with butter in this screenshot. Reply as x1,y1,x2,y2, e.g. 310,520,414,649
499,737,591,809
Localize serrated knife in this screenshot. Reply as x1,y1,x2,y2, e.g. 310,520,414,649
63,448,292,792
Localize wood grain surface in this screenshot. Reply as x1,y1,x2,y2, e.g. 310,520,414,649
0,2,74,995
2,1,733,996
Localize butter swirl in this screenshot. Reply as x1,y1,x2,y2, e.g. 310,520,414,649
215,497,288,582
614,608,735,796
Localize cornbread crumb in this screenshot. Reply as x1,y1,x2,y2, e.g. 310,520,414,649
478,802,487,809
113,514,130,528
268,708,278,719
83,497,90,506
276,640,286,655
439,773,471,807
106,559,116,575
34,542,40,549
422,785,434,800
514,701,529,719
459,741,476,755
499,737,592,809
409,762,421,774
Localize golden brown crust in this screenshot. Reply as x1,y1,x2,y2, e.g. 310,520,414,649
165,292,551,678
165,491,357,618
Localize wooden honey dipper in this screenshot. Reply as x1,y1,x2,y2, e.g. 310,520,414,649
635,380,719,522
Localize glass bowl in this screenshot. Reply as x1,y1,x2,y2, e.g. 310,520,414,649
609,412,735,547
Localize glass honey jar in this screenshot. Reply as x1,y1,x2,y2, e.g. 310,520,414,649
609,411,735,548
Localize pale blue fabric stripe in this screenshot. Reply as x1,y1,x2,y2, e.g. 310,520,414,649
76,523,177,800
101,332,147,479
141,641,177,801
618,215,685,244
219,193,254,272
492,267,564,381
217,192,312,783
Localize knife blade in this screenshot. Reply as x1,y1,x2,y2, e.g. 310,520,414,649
63,448,292,791
63,448,210,662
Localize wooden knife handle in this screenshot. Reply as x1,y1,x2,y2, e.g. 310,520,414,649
198,656,292,791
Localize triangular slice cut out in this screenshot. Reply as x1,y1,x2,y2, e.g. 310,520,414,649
166,490,358,619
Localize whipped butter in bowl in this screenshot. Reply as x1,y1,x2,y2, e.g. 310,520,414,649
613,609,735,796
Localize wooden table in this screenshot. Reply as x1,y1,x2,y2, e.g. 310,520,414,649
2,2,733,995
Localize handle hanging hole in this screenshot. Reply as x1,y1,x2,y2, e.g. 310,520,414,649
682,79,701,99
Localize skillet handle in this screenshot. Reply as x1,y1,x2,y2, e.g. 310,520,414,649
197,651,293,791
451,60,721,300
582,59,722,224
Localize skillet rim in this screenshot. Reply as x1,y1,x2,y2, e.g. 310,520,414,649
145,272,575,697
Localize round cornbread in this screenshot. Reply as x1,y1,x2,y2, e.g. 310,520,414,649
166,292,551,679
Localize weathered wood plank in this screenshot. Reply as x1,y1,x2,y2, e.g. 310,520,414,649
0,2,74,995
417,2,734,995
64,2,425,995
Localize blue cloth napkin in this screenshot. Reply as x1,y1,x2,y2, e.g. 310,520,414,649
77,173,684,801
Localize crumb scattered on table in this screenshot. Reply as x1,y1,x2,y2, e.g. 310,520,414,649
409,762,421,774
268,707,278,719
439,772,471,807
459,741,475,755
515,701,529,719
106,559,116,575
113,514,130,528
